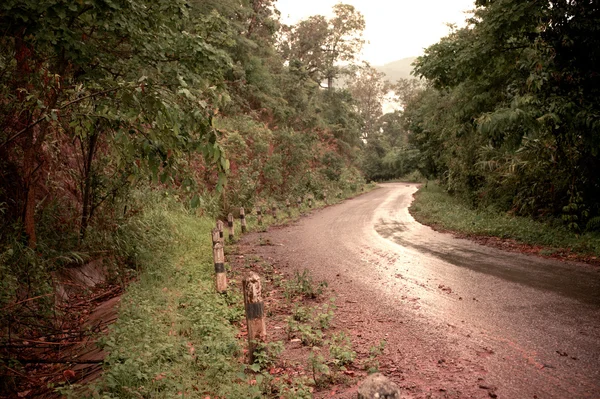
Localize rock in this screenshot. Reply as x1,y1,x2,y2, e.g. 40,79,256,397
357,373,401,399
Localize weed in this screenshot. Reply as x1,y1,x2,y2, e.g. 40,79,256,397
272,273,283,287
271,376,313,399
298,323,324,346
291,304,312,322
364,339,386,374
314,299,336,329
250,340,284,372
308,347,330,387
283,269,327,300
286,317,324,346
328,332,356,367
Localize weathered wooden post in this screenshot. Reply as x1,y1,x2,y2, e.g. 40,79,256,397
285,199,291,216
256,206,263,225
308,196,313,208
212,228,227,293
271,204,277,220
216,220,224,243
211,227,220,246
243,272,266,363
227,213,234,240
297,197,302,208
240,207,247,233
323,192,327,204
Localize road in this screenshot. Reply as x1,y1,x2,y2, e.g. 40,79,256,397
254,183,600,398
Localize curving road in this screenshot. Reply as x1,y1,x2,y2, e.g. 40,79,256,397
255,183,600,398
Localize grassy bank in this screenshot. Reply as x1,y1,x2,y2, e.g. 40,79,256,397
58,198,261,398
410,182,600,259
56,185,375,398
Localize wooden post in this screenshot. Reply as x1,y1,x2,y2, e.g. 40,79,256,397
297,197,302,207
212,231,227,293
227,213,234,240
216,220,224,243
211,227,220,246
323,192,327,204
286,199,291,216
308,197,313,208
257,206,262,225
240,207,247,233
271,204,277,220
243,272,266,363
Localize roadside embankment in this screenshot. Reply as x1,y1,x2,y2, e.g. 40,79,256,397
409,182,600,264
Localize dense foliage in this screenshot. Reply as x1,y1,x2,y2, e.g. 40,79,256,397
0,1,369,391
406,0,600,231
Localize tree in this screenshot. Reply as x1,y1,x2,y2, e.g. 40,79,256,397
347,64,387,140
0,0,231,245
281,3,365,89
409,0,600,226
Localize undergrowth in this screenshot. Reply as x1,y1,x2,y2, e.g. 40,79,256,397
410,182,600,257
56,184,374,398
58,199,261,398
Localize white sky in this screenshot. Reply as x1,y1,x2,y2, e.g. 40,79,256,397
276,0,476,65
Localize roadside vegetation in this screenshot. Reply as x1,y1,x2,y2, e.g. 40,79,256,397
228,240,387,398
405,1,600,234
411,183,600,260
2,183,372,397
2,0,598,395
57,197,258,398
56,190,378,398
0,1,372,394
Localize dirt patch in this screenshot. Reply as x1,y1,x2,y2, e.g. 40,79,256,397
232,227,492,399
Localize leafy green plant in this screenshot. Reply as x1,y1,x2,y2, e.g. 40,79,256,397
250,340,284,372
314,299,336,330
298,324,324,346
364,339,386,374
286,317,324,346
271,377,313,399
292,304,312,322
308,348,331,387
283,270,328,300
328,332,356,367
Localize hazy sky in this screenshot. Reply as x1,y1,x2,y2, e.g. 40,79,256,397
276,0,476,65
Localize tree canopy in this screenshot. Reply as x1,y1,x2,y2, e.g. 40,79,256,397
407,0,600,230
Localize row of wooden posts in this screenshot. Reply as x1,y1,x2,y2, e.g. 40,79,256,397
210,196,326,362
210,215,264,361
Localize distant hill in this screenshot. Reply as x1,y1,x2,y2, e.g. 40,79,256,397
375,57,417,82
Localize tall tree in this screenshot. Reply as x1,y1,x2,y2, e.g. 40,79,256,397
281,3,365,89
347,64,387,140
409,0,600,227
0,0,231,245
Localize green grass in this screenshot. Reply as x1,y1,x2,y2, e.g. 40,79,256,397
59,200,262,398
56,184,373,398
410,182,600,257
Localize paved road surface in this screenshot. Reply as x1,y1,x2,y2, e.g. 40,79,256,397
255,183,600,398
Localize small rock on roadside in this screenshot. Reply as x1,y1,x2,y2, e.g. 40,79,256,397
357,373,402,399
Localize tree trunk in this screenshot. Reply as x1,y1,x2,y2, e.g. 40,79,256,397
22,140,37,248
15,33,37,248
80,131,99,241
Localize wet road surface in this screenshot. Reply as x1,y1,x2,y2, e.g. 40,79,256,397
255,183,600,398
